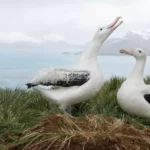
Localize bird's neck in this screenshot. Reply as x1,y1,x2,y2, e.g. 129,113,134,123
78,40,103,68
129,58,146,78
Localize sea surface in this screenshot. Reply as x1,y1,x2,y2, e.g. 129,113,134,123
0,49,150,88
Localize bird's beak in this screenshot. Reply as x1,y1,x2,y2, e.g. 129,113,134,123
120,49,134,56
107,17,123,30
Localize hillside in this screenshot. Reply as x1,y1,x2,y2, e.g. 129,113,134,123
1,77,150,149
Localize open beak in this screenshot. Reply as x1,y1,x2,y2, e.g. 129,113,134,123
107,17,123,30
120,49,134,56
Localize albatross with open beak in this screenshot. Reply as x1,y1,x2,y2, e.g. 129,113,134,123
117,48,150,118
26,17,123,116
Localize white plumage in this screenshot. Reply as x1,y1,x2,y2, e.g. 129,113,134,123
27,17,123,116
117,48,150,118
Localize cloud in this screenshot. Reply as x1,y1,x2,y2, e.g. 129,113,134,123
42,34,66,42
0,0,150,44
0,32,43,43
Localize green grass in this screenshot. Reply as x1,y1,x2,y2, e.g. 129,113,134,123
71,76,150,128
0,76,150,137
0,89,60,135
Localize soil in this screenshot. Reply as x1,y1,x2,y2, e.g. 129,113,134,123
2,114,150,150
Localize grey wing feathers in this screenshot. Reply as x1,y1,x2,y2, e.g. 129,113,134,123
62,71,90,86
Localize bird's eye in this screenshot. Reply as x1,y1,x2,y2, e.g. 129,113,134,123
100,28,103,31
139,50,142,53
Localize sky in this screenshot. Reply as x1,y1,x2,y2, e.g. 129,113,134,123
0,0,150,44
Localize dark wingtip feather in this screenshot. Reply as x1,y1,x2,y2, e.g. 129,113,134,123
26,83,33,89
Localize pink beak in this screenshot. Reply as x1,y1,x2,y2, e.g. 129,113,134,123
107,17,122,29
120,49,134,55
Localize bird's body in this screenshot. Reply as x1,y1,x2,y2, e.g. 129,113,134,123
36,68,103,110
32,47,104,115
27,17,123,115
117,48,150,118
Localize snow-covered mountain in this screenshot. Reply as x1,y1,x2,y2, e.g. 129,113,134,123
0,32,81,52
100,30,150,55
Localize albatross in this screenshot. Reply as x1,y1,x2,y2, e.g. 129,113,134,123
26,17,123,116
117,48,150,118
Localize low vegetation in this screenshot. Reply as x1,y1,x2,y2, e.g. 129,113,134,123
0,76,150,150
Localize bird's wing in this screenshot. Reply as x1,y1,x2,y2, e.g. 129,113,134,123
26,67,91,88
144,94,150,104
141,85,150,104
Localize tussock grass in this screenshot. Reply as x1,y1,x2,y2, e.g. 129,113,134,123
0,76,150,149
0,89,60,135
3,114,150,150
1,76,150,134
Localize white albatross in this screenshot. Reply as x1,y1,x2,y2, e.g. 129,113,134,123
26,17,123,116
117,48,150,118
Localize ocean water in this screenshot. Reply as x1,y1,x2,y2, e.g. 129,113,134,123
0,49,150,88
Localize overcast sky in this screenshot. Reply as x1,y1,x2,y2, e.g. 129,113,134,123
0,0,150,44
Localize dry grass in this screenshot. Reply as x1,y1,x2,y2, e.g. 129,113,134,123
1,114,150,150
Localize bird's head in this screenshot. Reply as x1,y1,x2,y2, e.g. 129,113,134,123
93,16,123,43
120,48,146,59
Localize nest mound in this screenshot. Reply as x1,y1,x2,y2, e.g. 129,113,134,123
2,114,150,150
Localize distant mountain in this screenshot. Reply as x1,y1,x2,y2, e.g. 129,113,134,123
100,30,150,55
0,41,79,51
63,30,150,56
0,32,81,51
1,30,150,55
